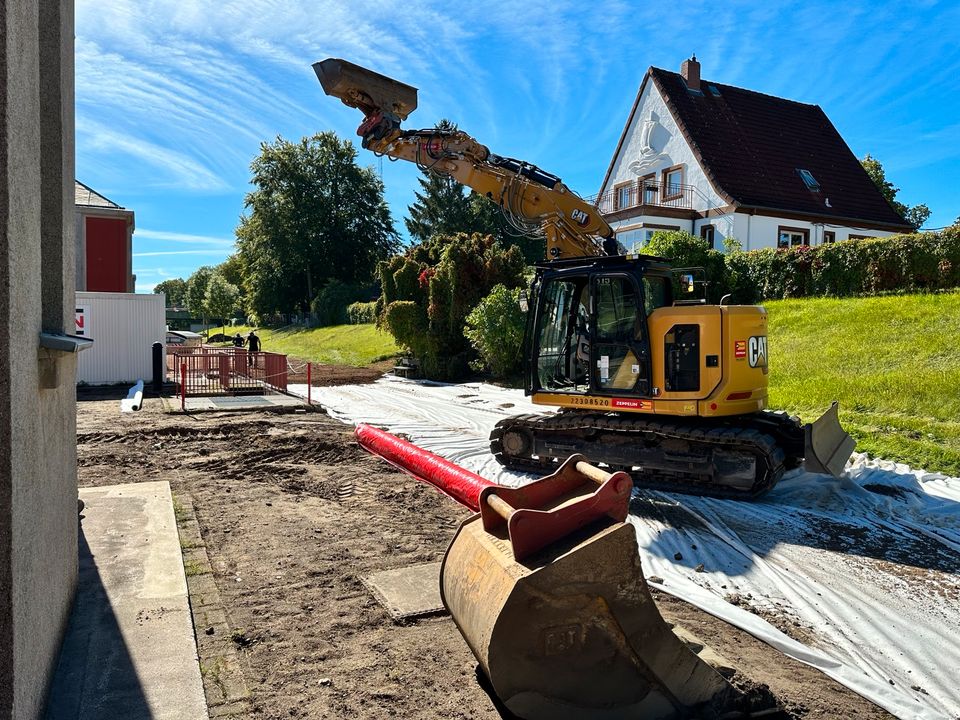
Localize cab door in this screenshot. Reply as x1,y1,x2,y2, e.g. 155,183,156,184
590,274,651,396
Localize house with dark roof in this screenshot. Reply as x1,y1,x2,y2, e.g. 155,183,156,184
595,57,913,251
75,180,135,292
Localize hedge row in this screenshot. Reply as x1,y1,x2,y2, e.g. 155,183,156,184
346,300,377,324
647,228,960,304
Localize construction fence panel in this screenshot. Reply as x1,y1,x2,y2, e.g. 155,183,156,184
173,349,288,397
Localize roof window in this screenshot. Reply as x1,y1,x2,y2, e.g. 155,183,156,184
797,168,821,192
707,84,721,96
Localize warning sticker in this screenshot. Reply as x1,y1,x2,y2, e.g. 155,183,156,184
734,340,747,359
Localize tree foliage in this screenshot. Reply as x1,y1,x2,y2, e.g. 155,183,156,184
378,233,525,379
154,278,187,307
204,271,240,332
642,231,727,302
464,285,526,378
185,266,214,321
861,154,931,230
236,132,399,317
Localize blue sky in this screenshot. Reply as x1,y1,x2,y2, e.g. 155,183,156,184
76,0,960,293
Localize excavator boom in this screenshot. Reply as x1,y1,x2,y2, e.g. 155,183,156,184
314,58,618,260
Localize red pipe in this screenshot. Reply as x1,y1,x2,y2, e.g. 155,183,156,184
354,423,493,511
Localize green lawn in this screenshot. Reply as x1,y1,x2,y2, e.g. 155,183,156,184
765,292,960,476
222,323,399,367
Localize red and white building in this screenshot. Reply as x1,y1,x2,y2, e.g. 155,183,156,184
594,57,913,251
75,180,135,292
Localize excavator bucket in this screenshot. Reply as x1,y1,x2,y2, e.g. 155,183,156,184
354,427,755,718
803,401,856,478
440,456,738,719
313,57,418,120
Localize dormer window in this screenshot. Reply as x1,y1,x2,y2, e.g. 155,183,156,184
797,168,820,192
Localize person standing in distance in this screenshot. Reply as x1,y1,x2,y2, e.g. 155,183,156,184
246,330,261,367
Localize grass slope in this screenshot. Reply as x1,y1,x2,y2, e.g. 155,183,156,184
765,292,960,476
225,324,399,367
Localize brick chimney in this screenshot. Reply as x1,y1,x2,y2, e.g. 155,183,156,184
681,55,701,91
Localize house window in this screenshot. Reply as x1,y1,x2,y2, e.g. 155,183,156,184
823,231,836,244
640,174,657,204
614,182,634,211
849,234,875,240
700,224,716,249
797,168,821,192
778,226,810,248
661,166,684,200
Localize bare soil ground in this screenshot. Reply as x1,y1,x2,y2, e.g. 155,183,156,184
76,372,894,720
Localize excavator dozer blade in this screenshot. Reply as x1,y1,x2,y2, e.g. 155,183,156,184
803,401,856,478
441,518,735,720
313,58,418,120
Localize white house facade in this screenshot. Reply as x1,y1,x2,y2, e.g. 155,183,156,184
594,58,913,252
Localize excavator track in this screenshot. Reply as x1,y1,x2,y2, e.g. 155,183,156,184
491,411,799,499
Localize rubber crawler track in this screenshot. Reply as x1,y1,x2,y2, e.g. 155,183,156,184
490,411,802,499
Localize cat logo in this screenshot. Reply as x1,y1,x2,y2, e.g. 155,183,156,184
748,336,768,368
570,208,590,226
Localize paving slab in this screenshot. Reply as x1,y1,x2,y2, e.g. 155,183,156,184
362,562,445,620
45,482,207,720
181,393,306,412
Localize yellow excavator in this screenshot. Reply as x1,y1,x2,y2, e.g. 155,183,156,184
315,57,855,499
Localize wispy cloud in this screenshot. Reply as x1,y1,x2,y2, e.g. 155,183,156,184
134,250,232,257
136,229,235,248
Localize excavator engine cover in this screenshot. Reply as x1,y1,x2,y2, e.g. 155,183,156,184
440,470,735,719
313,58,418,120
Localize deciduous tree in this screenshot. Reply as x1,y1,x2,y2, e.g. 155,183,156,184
204,271,240,333
236,132,399,318
186,266,213,330
154,278,187,307
861,154,931,230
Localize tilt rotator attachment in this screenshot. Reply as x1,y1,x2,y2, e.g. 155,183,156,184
355,424,759,719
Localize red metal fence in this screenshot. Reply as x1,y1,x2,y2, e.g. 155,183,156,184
170,347,288,399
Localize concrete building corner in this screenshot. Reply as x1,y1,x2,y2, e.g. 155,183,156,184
1,0,79,718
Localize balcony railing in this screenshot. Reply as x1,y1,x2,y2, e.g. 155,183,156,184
588,180,697,215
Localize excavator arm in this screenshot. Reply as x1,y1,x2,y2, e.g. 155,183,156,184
314,58,617,260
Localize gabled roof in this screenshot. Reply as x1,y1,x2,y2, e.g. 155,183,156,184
75,180,124,209
601,67,913,230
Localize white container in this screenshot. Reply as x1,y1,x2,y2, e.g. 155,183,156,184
76,292,166,384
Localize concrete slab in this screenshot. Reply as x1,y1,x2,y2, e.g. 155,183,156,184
181,393,306,412
45,482,207,720
362,562,445,620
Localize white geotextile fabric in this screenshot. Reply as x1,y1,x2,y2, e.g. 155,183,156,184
290,377,960,719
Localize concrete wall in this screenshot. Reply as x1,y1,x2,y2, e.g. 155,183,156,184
0,1,78,718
